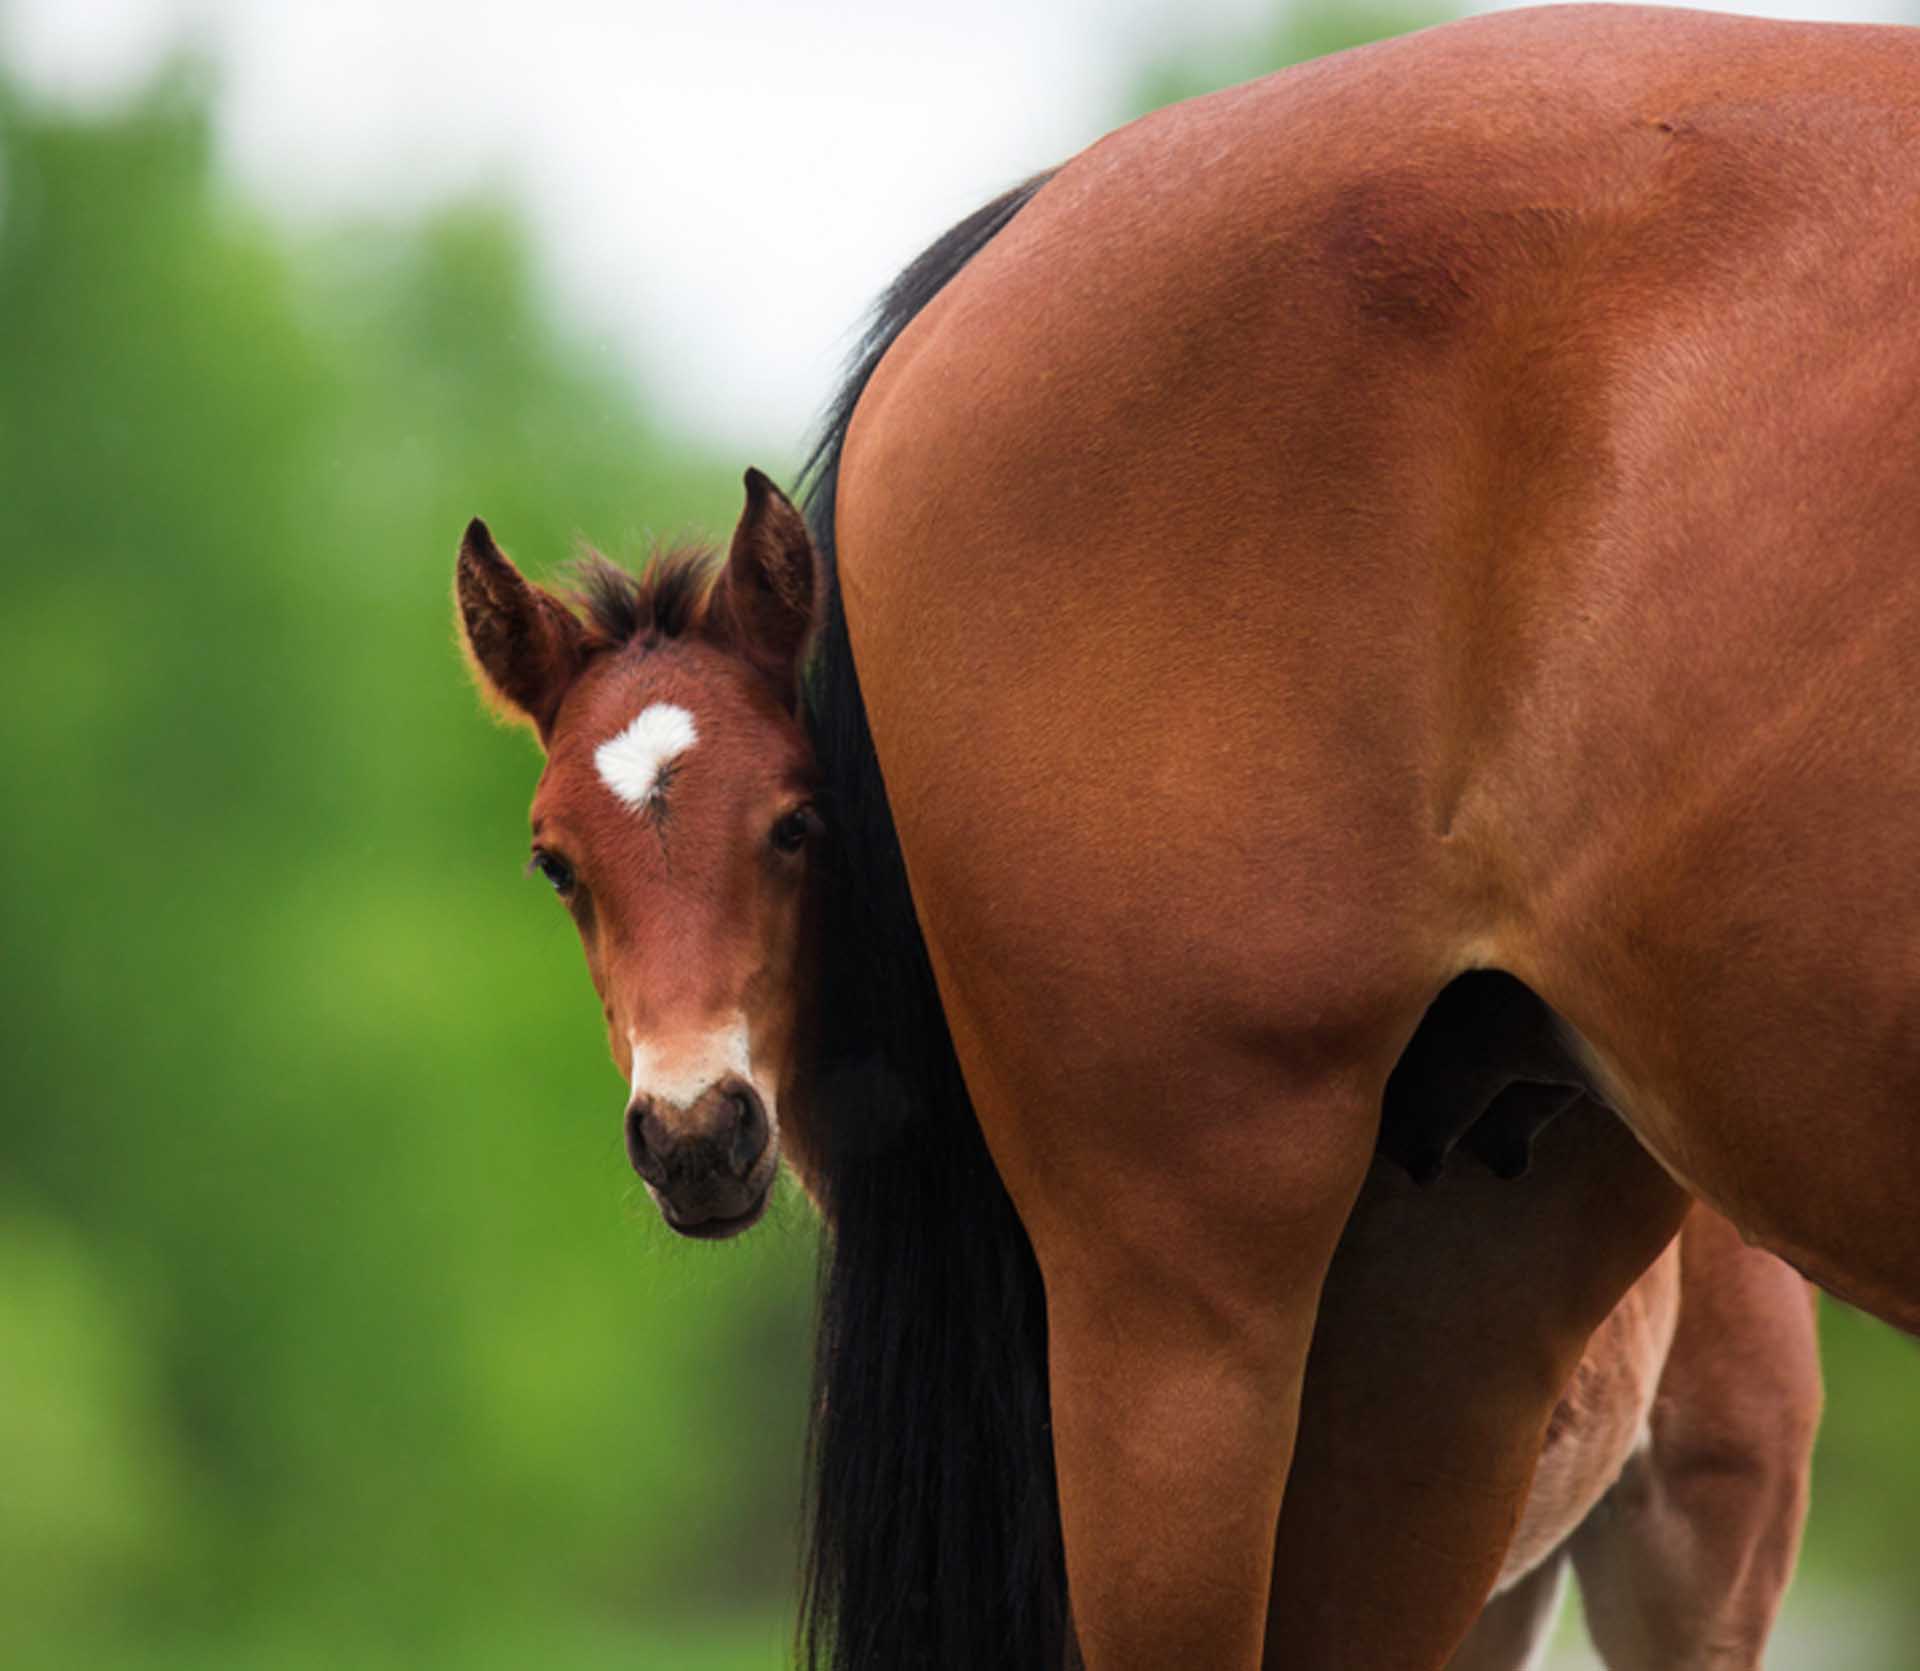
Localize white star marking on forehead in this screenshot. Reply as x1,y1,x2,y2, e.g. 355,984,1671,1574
595,702,698,812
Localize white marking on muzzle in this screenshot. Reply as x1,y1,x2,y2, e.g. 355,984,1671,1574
596,702,697,811
627,1016,775,1129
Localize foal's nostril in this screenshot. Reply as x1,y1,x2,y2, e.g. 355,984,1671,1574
723,1083,769,1178
624,1097,666,1185
625,1080,768,1199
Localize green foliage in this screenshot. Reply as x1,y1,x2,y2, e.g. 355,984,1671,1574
1809,1304,1920,1599
0,65,810,1668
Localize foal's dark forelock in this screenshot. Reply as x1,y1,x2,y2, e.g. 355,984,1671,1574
796,170,1071,1671
565,545,721,652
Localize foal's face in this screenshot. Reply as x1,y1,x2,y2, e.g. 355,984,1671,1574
456,472,822,1238
531,642,815,1235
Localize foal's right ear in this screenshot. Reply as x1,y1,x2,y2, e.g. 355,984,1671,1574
455,518,586,741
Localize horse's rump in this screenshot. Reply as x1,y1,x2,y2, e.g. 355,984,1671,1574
835,4,1920,1325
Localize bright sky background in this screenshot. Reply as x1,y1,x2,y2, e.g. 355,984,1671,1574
4,0,1913,462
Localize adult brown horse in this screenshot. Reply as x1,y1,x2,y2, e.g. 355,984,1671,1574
457,5,1913,1666
455,481,1823,1670
454,485,1822,1670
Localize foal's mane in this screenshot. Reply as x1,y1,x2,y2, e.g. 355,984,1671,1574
564,545,723,653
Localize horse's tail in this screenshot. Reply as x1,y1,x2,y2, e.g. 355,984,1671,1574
797,172,1067,1671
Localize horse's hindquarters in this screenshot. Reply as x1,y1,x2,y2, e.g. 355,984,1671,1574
831,13,1919,1662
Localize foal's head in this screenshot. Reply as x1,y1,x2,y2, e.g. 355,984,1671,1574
456,471,822,1238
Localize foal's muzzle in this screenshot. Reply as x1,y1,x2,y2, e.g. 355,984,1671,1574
624,1076,773,1238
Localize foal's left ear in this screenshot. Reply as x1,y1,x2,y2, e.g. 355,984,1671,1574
715,468,821,709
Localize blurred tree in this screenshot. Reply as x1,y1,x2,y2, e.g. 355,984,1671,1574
0,62,812,1670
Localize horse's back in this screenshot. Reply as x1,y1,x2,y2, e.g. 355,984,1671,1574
836,5,1920,1323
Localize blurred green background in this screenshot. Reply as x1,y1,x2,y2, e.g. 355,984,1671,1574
2,5,1914,1668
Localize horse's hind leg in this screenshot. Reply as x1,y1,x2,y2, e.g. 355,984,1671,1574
912,916,1396,1669
1263,1098,1689,1669
1445,1554,1569,1671
1568,1209,1820,1671
984,1046,1383,1671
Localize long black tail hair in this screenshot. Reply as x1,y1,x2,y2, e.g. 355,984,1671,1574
796,173,1069,1671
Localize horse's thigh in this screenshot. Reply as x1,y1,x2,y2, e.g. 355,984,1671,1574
1569,1210,1820,1671
1263,1101,1688,1671
1445,1554,1570,1671
914,899,1402,1670
997,1056,1383,1671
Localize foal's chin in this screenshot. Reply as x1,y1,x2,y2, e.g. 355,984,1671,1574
659,1189,772,1241
651,1164,778,1241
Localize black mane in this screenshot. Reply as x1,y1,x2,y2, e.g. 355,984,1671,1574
796,170,1066,1671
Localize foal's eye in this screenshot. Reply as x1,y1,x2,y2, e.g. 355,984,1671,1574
529,848,575,895
770,808,813,856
